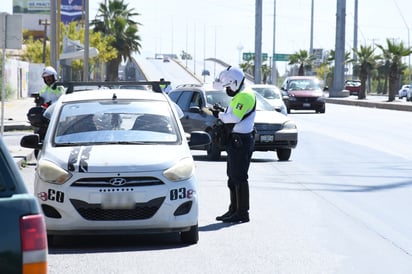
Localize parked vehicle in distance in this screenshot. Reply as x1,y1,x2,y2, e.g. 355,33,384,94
344,79,361,96
398,84,410,99
168,83,298,161
407,85,412,102
250,84,288,115
281,76,326,113
21,81,211,245
201,69,210,76
0,137,48,273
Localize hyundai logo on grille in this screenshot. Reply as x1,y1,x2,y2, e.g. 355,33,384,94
109,178,127,186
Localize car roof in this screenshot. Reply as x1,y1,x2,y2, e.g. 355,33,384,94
250,84,281,90
60,88,168,104
286,76,319,80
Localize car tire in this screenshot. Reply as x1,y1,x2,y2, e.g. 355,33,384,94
317,105,326,114
181,224,199,244
277,148,291,161
47,235,56,247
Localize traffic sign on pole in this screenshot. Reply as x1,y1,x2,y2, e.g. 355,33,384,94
0,14,22,49
274,53,290,62
243,52,269,62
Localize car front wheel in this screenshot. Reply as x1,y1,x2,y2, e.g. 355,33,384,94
277,148,291,161
181,224,199,244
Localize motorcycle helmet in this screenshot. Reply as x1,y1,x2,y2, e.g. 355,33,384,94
213,66,245,97
42,66,58,82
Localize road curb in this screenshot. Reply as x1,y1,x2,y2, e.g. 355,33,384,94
325,97,412,112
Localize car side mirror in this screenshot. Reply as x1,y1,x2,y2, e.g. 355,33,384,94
188,131,211,148
189,106,201,113
20,134,43,150
323,86,329,91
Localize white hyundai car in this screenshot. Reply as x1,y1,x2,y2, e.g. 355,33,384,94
21,82,210,245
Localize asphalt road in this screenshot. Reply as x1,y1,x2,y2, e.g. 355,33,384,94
15,102,412,274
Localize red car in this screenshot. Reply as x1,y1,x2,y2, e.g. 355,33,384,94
344,80,361,96
281,76,326,114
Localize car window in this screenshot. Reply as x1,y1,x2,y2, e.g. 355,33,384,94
288,79,320,90
171,91,193,111
255,92,275,111
0,144,26,197
167,91,181,102
189,92,203,108
205,90,232,107
252,87,281,99
54,100,179,145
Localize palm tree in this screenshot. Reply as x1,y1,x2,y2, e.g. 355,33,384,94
351,45,380,99
92,0,142,81
376,39,412,101
288,50,315,76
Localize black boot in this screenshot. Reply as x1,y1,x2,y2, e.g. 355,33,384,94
222,183,249,223
216,186,237,221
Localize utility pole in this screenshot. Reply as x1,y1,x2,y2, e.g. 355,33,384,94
50,0,57,68
352,0,358,79
38,19,50,64
271,0,277,85
309,0,314,56
254,0,262,84
331,0,346,97
83,0,89,81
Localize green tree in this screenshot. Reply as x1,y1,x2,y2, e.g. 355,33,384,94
61,22,118,80
351,45,380,99
20,33,48,64
376,39,412,101
288,50,314,76
92,0,142,81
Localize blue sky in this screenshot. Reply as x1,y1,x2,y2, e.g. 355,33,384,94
3,0,412,68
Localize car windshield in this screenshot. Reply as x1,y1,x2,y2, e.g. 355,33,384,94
345,80,361,87
205,90,232,107
53,100,180,146
288,79,321,90
252,87,281,99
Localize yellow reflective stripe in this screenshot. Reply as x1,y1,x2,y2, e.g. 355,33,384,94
39,86,63,95
229,88,256,119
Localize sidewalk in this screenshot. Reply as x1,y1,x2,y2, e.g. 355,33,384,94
1,97,35,166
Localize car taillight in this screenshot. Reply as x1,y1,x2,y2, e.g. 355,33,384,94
20,214,48,274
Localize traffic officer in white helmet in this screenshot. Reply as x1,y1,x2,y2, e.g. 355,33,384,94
212,66,256,223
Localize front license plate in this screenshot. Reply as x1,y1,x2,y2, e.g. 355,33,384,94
260,135,274,142
303,103,311,107
101,193,135,209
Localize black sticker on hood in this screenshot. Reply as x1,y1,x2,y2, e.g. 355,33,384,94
68,147,80,171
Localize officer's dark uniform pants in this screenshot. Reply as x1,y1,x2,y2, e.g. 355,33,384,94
226,132,255,216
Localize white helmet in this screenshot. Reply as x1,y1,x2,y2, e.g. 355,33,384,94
213,66,245,93
42,66,58,81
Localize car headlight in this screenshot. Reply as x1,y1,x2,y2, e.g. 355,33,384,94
163,157,194,182
282,120,297,130
38,160,72,184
